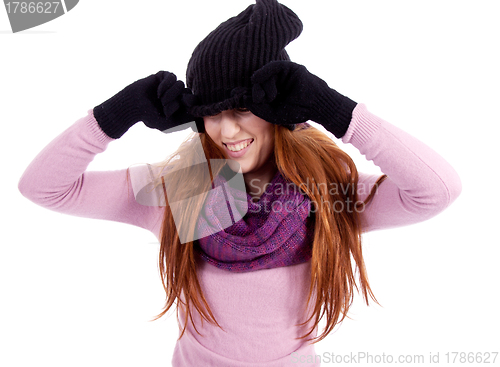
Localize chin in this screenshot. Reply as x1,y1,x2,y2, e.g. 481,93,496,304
227,159,246,173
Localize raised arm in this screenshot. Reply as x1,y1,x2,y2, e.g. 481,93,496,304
18,111,164,234
18,71,197,238
246,60,462,232
344,104,461,232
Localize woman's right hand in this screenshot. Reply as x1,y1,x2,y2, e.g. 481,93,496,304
93,71,195,139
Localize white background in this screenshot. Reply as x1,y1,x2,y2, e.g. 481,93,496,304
1,1,499,366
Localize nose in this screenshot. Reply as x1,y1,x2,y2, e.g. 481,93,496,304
220,110,240,137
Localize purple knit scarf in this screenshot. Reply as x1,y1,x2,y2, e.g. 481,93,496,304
195,167,315,272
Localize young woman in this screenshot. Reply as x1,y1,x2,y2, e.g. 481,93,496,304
18,0,461,366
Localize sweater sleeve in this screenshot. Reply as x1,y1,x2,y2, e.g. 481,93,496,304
18,110,164,237
342,103,462,232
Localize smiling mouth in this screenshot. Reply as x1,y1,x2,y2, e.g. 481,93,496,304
223,139,254,152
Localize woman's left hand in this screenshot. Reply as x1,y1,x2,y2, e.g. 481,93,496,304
247,60,357,138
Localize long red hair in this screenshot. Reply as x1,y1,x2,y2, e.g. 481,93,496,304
150,122,386,344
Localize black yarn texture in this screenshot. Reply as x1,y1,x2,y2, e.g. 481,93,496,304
186,0,303,133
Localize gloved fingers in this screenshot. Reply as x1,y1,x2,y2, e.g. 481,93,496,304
252,83,266,104
261,76,279,102
252,73,279,103
163,99,181,118
251,60,289,84
181,90,198,108
251,61,306,104
157,72,179,98
155,71,176,90
158,79,185,104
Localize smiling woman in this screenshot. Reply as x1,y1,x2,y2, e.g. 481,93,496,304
16,0,462,366
203,108,277,198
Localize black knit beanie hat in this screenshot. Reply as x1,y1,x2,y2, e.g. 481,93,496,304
186,0,303,132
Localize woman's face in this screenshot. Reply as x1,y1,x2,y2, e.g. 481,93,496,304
203,108,275,175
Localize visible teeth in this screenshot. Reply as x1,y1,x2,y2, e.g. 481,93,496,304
227,140,252,152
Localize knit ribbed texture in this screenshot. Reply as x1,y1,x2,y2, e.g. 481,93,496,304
313,88,358,138
87,110,117,143
196,168,314,272
341,103,383,148
186,0,303,121
246,60,357,137
93,71,195,139
93,90,143,139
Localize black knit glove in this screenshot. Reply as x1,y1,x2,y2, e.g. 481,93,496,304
247,61,357,138
93,71,195,139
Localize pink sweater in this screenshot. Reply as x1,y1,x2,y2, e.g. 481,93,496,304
18,103,461,366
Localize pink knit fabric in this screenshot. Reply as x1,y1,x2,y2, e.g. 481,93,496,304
18,103,461,366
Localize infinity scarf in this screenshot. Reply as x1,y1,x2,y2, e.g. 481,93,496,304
195,166,315,272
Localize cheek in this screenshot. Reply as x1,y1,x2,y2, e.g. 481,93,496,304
256,138,274,159
203,121,218,140
263,131,275,154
